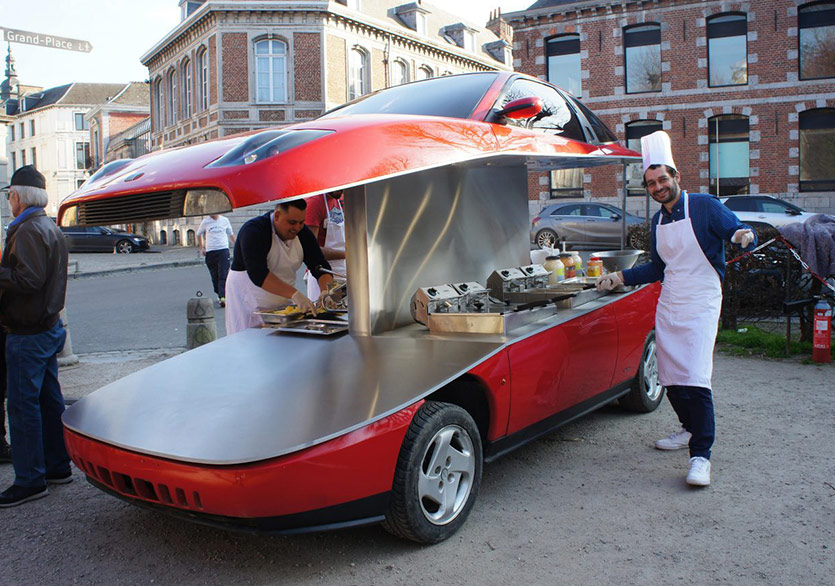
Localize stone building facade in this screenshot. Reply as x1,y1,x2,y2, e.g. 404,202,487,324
138,0,513,242
506,0,835,217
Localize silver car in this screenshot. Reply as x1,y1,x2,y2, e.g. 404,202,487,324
530,202,645,249
720,195,816,229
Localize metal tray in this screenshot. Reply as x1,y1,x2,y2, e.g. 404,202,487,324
255,308,306,324
274,319,349,336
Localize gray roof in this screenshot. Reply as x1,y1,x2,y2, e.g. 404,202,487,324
6,82,133,115
106,81,150,108
527,0,587,9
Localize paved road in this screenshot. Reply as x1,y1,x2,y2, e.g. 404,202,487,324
66,265,227,354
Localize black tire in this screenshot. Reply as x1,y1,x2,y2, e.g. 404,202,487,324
620,332,665,413
535,229,559,249
383,401,482,544
115,239,134,254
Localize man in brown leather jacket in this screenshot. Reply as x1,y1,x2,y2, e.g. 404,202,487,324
0,166,72,507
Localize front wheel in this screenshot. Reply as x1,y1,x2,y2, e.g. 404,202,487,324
115,240,134,254
383,401,482,544
535,229,558,249
620,332,665,413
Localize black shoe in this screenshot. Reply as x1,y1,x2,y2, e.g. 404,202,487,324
0,484,48,508
46,471,73,485
0,444,11,464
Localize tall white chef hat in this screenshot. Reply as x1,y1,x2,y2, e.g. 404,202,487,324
640,130,676,173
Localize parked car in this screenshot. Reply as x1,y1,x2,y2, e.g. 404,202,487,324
720,195,816,229
60,226,150,253
530,202,645,249
57,71,659,543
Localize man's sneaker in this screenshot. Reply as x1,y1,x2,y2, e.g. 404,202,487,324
0,484,48,508
219,297,226,308
0,444,11,464
46,471,73,485
655,427,692,451
686,457,711,487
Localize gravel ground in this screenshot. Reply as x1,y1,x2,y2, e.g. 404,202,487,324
1,351,832,586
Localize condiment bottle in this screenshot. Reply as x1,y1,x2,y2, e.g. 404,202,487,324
544,255,565,284
587,255,603,277
571,251,583,277
559,252,575,279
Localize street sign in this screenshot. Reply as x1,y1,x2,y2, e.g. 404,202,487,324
1,27,92,53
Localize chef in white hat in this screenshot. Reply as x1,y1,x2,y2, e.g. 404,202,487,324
597,130,755,487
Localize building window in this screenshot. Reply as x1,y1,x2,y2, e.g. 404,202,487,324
18,122,24,139
625,120,664,194
20,150,25,165
167,69,178,126
799,2,835,80
10,152,15,169
463,31,475,52
348,47,368,100
30,147,36,168
546,34,582,97
415,12,426,35
255,38,288,103
416,65,433,80
197,47,209,111
29,120,35,136
707,13,747,87
76,179,86,189
182,59,193,118
74,112,89,131
93,129,100,165
392,59,409,86
76,142,91,170
624,24,662,93
9,125,13,141
799,108,835,191
708,115,749,195
550,169,583,199
154,78,163,131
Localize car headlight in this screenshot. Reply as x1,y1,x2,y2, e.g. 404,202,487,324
60,205,78,227
183,189,233,217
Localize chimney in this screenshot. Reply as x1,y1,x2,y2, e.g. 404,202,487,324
486,8,513,44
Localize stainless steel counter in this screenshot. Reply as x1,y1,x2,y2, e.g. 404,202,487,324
63,287,642,465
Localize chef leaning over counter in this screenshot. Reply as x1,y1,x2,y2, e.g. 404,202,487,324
225,199,334,335
596,130,756,488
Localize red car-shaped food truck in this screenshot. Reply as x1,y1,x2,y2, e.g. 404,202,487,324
58,72,662,544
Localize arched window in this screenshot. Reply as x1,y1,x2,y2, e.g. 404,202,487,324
391,59,409,86
546,33,582,97
153,77,163,132
348,47,368,99
798,2,835,80
187,229,196,246
625,120,664,194
160,230,167,245
707,13,748,87
416,65,433,80
799,108,835,191
173,229,181,245
255,38,288,103
181,58,193,118
624,24,661,94
166,69,178,126
197,46,209,111
708,114,749,195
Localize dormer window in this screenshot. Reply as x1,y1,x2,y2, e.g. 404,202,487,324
179,0,205,21
463,31,474,52
442,23,479,52
395,3,430,35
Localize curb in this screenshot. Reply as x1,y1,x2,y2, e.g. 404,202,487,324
68,259,204,279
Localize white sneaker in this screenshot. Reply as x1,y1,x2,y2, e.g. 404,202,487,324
686,457,711,487
655,427,691,451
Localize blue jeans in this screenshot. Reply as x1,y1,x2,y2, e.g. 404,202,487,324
6,321,71,487
665,385,715,460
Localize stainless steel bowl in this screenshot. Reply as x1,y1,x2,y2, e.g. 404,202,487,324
592,249,644,273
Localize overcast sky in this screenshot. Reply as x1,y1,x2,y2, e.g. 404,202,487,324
0,0,534,90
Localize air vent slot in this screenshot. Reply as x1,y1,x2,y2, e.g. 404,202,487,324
77,190,187,225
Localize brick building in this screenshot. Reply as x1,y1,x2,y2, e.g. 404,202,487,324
87,82,150,168
506,0,835,217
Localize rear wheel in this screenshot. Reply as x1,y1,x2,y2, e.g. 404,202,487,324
383,401,482,544
620,332,665,412
115,240,134,254
535,229,558,249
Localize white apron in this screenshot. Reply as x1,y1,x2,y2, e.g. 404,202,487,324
225,214,304,334
654,192,722,388
306,195,346,299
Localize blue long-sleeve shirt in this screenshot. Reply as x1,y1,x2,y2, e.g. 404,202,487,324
622,192,756,286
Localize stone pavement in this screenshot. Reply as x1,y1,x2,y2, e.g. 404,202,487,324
68,245,204,278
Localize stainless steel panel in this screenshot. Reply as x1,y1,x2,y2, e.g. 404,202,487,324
344,185,371,335
427,305,558,335
62,328,504,465
362,163,530,334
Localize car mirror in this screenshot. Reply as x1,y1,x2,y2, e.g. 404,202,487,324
786,209,801,215
494,97,544,121
611,214,622,221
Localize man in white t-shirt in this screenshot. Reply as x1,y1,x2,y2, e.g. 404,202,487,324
196,214,236,307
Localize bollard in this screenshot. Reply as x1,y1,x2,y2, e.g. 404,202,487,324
186,291,218,349
57,307,79,367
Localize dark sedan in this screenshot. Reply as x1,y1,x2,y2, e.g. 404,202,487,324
60,226,150,253
530,202,645,249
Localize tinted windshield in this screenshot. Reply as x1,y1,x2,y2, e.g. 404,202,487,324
321,73,497,120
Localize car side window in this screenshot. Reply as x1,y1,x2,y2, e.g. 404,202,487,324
725,198,753,212
557,204,583,216
761,200,790,214
499,79,585,142
595,205,619,219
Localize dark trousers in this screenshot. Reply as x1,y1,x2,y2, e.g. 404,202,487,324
205,249,231,299
0,330,7,449
7,321,71,487
666,385,715,460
